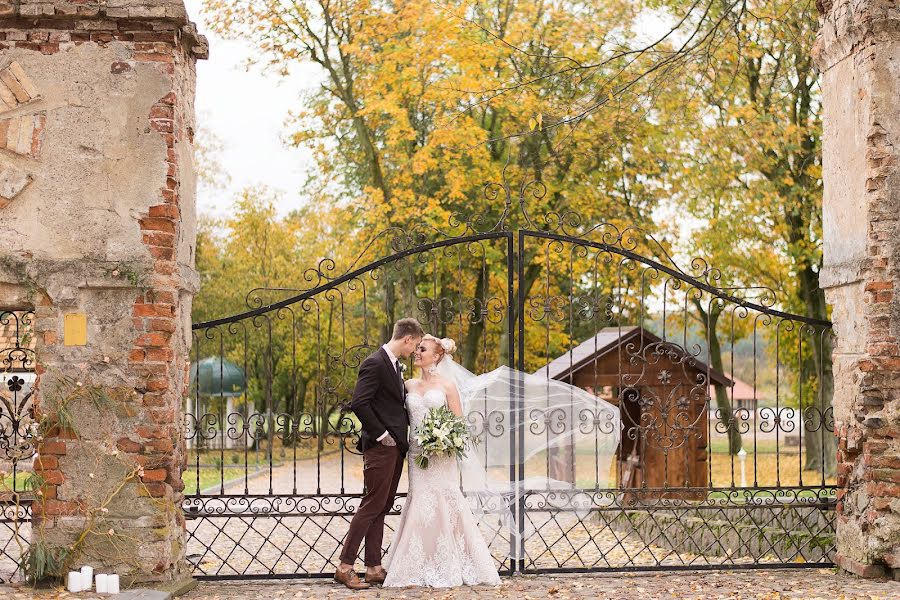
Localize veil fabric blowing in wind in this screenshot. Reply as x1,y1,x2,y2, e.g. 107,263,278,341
432,355,621,557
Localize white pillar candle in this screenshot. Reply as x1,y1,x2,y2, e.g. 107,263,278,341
95,573,108,593
67,571,82,592
81,565,94,584
107,574,120,594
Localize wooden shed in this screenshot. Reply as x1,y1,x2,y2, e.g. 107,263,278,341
534,326,733,495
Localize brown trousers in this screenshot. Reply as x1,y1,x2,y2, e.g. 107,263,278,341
339,443,404,567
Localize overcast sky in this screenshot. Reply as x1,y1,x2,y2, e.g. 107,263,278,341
185,0,318,218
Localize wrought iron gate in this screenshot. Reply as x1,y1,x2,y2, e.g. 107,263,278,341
182,185,835,579
0,183,835,584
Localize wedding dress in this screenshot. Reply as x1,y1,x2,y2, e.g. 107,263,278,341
382,388,501,587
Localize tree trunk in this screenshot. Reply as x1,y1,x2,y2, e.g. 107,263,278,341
693,299,743,455
798,263,836,475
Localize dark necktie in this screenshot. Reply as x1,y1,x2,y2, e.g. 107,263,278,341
395,360,404,396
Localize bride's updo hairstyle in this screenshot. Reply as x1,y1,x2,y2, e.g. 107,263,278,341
422,334,456,363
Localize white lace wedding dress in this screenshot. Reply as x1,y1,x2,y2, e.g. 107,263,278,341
383,388,501,587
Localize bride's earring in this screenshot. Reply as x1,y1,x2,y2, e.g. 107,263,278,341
427,362,438,375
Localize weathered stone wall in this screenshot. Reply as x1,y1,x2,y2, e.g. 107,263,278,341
0,0,206,583
814,0,900,578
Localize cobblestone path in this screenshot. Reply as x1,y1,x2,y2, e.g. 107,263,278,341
4,568,900,599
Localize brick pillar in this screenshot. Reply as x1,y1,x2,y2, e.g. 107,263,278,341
814,0,900,579
0,1,206,585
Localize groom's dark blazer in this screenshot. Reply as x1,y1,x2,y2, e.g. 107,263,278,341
350,347,410,453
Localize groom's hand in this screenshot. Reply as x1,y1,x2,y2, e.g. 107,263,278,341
380,435,397,447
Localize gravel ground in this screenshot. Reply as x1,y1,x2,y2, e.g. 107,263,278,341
3,569,900,599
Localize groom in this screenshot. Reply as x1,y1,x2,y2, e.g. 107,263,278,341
334,317,424,590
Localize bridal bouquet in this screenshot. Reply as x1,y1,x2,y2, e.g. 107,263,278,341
413,405,475,469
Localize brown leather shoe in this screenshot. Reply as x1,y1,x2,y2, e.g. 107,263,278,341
334,567,371,590
365,569,386,585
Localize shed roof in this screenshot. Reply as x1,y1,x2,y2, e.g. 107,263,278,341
533,326,733,387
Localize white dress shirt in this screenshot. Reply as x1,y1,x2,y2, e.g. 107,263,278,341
376,344,402,442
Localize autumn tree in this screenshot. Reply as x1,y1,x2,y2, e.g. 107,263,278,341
200,0,675,373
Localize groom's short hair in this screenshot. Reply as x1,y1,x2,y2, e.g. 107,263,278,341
392,318,425,340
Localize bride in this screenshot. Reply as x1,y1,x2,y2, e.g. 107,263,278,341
382,334,502,587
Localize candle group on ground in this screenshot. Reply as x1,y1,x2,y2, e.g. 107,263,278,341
66,567,120,593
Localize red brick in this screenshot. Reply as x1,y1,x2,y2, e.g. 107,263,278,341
136,332,171,348
37,470,64,485
34,456,58,470
151,119,173,133
150,291,176,304
159,92,176,105
39,441,66,455
141,468,167,483
55,427,74,442
39,500,78,516
869,455,900,469
865,481,900,497
148,246,174,261
147,318,176,333
872,468,900,484
148,204,179,219
149,104,174,120
129,349,145,363
145,347,174,362
865,281,894,292
161,189,177,203
117,437,143,453
835,554,888,578
136,425,167,440
146,438,174,453
111,61,132,74
144,377,169,392
132,32,176,42
140,482,169,497
133,303,175,318
867,343,899,356
139,217,176,234
142,393,168,407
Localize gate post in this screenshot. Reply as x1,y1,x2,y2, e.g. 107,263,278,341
0,1,206,585
814,0,900,578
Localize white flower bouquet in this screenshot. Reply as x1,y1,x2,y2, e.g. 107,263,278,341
413,405,475,469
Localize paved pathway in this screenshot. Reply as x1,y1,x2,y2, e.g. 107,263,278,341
3,569,900,599
184,453,682,577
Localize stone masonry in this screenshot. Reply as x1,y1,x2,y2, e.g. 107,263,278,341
814,0,900,578
0,0,206,584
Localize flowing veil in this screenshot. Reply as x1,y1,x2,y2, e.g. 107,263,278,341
434,352,621,559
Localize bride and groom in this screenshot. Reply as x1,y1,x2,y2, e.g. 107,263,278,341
335,317,620,589
334,317,501,589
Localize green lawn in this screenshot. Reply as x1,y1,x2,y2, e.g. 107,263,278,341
1,471,34,494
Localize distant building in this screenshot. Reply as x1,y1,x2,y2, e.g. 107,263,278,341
535,326,733,496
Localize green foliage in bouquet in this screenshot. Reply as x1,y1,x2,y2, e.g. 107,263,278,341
413,405,476,469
